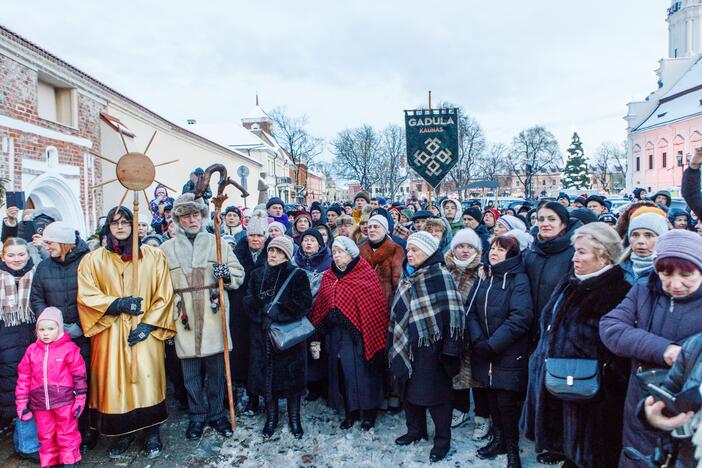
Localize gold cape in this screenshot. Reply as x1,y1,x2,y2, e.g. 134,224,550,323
77,245,175,436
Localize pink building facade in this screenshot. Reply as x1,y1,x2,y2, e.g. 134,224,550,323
626,1,702,194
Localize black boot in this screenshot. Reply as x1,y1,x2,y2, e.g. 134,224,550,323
108,434,135,459
287,396,304,439
360,409,376,431
262,398,279,438
506,440,522,468
244,394,260,416
340,409,359,430
476,426,506,459
143,426,163,459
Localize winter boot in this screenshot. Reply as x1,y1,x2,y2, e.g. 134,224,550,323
472,416,491,440
506,440,522,468
244,394,260,416
340,409,359,430
360,409,377,431
262,399,279,438
287,396,304,439
143,426,163,459
476,426,506,459
108,434,135,459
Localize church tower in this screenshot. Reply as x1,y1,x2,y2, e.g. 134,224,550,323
667,0,702,58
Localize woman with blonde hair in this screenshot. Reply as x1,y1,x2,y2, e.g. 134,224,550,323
522,223,632,467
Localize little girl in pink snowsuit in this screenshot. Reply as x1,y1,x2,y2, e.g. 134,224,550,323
15,307,87,467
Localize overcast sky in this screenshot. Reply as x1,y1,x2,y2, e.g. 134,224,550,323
2,1,668,161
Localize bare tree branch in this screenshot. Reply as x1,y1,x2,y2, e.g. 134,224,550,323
268,107,323,201
331,125,383,190
591,141,627,192
506,126,561,198
377,124,409,200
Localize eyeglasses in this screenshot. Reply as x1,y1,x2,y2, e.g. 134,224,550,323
110,220,131,227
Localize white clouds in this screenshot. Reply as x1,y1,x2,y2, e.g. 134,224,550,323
1,0,666,156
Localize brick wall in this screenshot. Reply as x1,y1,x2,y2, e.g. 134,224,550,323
0,53,104,225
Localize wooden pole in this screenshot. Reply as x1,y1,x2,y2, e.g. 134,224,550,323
129,191,139,384
212,196,237,431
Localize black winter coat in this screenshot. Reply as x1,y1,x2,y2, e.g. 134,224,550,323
228,238,268,385
29,239,91,366
467,255,533,392
244,262,312,399
521,266,631,468
523,218,581,342
682,167,702,220
29,239,89,325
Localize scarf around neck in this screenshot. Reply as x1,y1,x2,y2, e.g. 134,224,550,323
0,259,35,326
106,233,142,262
631,252,654,278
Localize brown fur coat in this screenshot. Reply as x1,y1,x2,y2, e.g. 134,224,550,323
359,236,405,308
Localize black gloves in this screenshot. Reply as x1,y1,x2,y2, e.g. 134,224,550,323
213,263,231,284
128,323,156,347
106,297,144,316
674,385,702,413
472,341,495,359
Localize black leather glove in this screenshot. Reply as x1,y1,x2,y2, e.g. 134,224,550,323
473,341,495,359
213,263,231,284
106,297,144,316
127,323,156,347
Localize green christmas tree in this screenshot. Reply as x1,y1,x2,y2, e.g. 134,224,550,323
562,132,590,190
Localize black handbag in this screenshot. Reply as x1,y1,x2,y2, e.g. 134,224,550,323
265,268,314,351
545,358,600,401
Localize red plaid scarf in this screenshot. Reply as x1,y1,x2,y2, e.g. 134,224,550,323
310,257,389,361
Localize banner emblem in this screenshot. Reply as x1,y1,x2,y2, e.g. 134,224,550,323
404,108,459,188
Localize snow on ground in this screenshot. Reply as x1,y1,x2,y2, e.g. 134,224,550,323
219,400,539,467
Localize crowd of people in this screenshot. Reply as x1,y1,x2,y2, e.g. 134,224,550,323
1,152,702,467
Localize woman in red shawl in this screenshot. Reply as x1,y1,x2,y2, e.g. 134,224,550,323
310,236,389,431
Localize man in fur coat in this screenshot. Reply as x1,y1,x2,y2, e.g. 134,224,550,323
161,194,245,440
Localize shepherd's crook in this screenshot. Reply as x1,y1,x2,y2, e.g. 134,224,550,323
195,164,249,431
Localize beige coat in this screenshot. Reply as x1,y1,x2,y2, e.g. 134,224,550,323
162,229,244,359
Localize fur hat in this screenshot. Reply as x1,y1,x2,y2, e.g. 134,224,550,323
451,228,482,253
268,236,293,260
368,214,389,233
336,214,355,227
333,236,360,258
172,193,208,222
247,209,269,237
407,231,440,257
42,221,77,244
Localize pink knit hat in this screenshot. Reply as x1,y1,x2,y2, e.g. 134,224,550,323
36,307,64,335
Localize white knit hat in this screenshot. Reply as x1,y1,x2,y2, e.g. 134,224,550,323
407,231,440,257
332,236,360,258
42,221,77,244
628,212,669,238
268,221,286,235
368,214,389,233
497,215,527,233
450,228,482,253
247,209,269,237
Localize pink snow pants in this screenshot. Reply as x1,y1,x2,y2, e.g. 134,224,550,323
33,405,81,467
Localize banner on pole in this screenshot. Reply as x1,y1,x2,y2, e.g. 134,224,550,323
404,108,459,188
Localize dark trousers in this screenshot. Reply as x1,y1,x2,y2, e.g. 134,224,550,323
165,340,187,403
181,354,226,423
452,388,490,417
486,389,523,444
404,400,452,451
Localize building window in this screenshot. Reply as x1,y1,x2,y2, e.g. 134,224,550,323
662,152,667,168
636,157,641,171
648,154,654,170
37,76,77,127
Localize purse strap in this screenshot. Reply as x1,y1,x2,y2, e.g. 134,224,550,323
266,268,298,315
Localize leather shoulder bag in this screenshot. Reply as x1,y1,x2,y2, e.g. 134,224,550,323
266,268,314,351
545,358,600,401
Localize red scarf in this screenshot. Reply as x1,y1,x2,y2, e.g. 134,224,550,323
310,257,389,361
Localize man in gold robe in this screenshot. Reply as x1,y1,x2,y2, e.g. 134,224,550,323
77,205,175,459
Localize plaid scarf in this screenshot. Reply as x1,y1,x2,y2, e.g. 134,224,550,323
388,252,464,380
0,261,35,326
310,256,389,361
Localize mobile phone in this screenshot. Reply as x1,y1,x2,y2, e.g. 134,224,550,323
647,383,679,415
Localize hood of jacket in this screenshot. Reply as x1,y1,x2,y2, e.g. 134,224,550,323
441,198,463,225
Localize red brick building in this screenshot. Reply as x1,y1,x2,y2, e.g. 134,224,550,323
1,26,104,235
